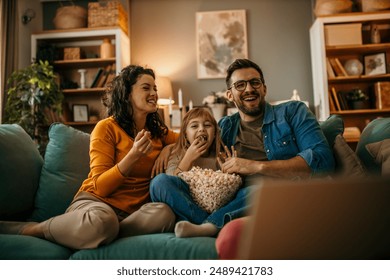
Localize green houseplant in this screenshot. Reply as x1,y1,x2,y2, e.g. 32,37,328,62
346,88,369,110
4,60,63,154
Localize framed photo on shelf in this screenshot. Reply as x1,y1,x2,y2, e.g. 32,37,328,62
364,53,386,76
73,104,89,122
196,9,248,79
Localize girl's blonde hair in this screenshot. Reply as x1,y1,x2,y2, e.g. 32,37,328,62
173,107,224,159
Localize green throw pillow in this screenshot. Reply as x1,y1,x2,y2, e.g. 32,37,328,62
0,124,43,220
319,114,344,147
31,123,90,222
356,118,390,174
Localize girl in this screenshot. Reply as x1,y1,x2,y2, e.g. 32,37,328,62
0,65,178,249
150,107,246,238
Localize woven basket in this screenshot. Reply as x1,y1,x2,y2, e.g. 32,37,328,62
53,5,87,29
88,1,128,34
357,0,390,12
314,0,353,16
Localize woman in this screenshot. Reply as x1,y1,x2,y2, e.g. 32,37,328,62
0,65,178,249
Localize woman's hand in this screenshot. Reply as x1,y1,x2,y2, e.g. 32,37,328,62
118,129,153,176
131,129,153,157
151,144,174,177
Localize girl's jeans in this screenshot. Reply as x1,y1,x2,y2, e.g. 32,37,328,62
150,173,256,228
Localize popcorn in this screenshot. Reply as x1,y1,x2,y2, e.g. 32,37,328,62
178,166,242,213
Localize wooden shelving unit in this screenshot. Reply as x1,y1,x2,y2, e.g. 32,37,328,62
310,11,390,144
31,27,130,133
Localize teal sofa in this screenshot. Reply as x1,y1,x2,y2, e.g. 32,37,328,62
1,115,389,259
0,123,217,260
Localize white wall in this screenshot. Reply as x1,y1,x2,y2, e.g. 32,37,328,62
17,0,43,69
130,0,316,108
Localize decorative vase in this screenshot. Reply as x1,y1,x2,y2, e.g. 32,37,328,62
100,39,113,59
208,103,226,122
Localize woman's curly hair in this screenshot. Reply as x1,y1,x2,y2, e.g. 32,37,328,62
101,65,168,139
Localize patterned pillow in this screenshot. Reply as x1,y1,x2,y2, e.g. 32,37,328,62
366,139,390,176
333,134,366,177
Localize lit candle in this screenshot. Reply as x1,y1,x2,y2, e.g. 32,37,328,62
168,97,173,115
178,88,183,109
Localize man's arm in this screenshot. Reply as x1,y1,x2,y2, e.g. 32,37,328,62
219,156,311,179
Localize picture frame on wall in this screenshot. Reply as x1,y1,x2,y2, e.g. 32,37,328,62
73,104,89,122
364,53,387,76
196,9,248,79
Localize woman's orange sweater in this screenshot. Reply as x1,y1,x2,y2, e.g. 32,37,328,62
76,117,177,214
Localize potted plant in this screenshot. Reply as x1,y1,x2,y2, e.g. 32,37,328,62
346,88,369,110
202,90,231,122
4,60,63,155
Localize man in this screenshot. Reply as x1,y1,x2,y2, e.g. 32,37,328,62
215,58,335,259
218,58,334,181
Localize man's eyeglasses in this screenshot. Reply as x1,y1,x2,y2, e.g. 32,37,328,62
229,78,263,92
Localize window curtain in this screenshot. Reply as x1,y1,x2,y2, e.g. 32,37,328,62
0,0,18,123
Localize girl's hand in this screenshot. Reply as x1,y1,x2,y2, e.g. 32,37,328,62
217,145,238,171
184,136,209,162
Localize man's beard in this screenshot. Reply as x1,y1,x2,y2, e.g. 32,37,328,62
234,93,265,117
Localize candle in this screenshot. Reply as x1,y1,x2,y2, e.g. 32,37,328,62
178,88,183,109
189,100,193,110
168,97,173,115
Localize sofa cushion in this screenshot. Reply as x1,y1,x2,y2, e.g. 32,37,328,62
70,233,218,260
356,118,390,174
0,234,73,260
366,139,390,176
319,114,344,147
333,134,366,177
0,124,43,221
31,123,90,222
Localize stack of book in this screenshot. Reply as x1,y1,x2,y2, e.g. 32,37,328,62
89,64,117,88
326,57,349,78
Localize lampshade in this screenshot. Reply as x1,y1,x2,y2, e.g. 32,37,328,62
155,76,174,105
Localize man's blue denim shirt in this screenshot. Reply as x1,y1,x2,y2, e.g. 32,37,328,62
219,101,335,176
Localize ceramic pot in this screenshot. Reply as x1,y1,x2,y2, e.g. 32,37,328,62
209,103,226,122
100,39,114,59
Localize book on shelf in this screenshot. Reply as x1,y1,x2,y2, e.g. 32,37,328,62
328,57,348,77
90,68,103,88
328,91,336,112
336,91,349,110
96,64,113,88
330,87,341,111
326,58,336,78
374,81,390,109
104,64,116,86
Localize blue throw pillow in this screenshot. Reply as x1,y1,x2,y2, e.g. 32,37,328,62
0,124,43,220
31,123,90,222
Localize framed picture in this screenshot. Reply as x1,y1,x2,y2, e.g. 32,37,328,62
364,53,387,76
196,10,248,79
73,104,89,122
